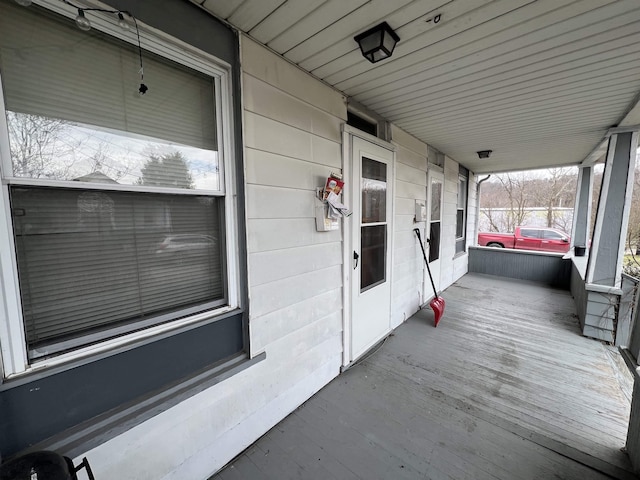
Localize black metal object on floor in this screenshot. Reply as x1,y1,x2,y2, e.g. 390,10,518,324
0,451,94,480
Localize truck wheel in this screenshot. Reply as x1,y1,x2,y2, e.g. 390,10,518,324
487,242,504,248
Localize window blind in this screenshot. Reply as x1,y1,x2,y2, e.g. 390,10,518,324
11,187,224,355
0,1,216,154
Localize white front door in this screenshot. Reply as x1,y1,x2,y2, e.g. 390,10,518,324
350,135,394,362
424,170,444,299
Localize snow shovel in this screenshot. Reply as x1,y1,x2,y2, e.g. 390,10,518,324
413,228,445,327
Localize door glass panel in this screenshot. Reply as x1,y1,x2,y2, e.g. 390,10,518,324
429,222,441,263
430,179,442,221
362,157,387,223
361,224,386,292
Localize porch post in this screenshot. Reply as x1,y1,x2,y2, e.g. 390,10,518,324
576,130,638,343
587,131,638,288
570,165,593,250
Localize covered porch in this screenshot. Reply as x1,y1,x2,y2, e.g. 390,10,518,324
212,273,633,480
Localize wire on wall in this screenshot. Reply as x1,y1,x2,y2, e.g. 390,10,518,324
15,0,149,94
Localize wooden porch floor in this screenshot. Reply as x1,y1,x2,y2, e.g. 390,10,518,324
213,273,635,480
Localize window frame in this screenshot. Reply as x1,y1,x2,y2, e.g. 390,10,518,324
455,168,469,254
0,0,240,378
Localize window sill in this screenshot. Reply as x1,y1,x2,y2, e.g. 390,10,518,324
21,351,266,460
453,251,467,260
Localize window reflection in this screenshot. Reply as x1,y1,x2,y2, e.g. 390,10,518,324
6,112,220,190
361,224,386,291
361,157,387,223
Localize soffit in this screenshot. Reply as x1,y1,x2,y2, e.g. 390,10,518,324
195,0,640,174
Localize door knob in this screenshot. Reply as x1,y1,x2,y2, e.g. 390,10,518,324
353,251,359,269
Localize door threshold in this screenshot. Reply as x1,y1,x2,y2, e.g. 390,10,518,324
341,333,393,373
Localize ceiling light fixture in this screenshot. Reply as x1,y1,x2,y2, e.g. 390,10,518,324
354,22,400,64
477,150,493,159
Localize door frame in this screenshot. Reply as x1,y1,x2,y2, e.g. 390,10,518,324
341,125,395,368
424,167,444,302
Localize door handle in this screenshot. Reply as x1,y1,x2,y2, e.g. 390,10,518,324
353,251,359,270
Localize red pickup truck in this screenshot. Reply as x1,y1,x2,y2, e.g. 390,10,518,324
477,226,570,253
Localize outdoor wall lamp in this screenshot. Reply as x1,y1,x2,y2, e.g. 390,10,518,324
354,22,400,63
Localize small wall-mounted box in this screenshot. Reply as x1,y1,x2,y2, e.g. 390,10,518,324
316,204,339,231
315,187,339,231
415,200,427,222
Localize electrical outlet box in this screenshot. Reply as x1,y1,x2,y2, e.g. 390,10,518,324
415,200,427,222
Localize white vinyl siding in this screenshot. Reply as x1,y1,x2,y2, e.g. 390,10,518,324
390,125,428,329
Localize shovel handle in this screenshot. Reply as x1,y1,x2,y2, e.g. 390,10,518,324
413,228,439,299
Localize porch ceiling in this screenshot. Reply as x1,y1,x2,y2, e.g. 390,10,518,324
193,0,640,174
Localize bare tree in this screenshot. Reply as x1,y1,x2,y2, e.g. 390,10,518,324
6,111,79,179
495,172,531,232
531,168,577,229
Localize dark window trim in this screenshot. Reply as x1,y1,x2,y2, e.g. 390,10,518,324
0,308,243,391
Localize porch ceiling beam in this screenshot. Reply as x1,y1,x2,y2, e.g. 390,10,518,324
606,125,640,136
581,93,640,166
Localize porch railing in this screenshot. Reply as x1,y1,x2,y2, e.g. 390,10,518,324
619,274,639,353
468,246,571,288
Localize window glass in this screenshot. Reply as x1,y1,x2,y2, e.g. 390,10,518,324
361,157,387,223
430,179,442,221
11,187,224,358
361,225,386,292
455,175,467,240
0,2,219,190
455,171,468,253
520,229,539,238
347,112,377,137
543,230,564,240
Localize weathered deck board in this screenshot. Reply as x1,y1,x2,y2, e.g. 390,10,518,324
211,273,633,479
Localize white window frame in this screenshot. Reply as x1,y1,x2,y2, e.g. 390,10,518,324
0,0,240,377
455,172,468,254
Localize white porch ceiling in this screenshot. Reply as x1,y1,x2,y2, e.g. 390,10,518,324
194,0,640,174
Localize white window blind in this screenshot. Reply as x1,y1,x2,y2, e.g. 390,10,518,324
0,1,216,155
11,187,224,357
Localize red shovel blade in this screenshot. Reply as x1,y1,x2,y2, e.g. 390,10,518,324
430,296,446,327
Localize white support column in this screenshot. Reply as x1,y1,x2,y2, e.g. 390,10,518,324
587,131,638,289
570,165,593,250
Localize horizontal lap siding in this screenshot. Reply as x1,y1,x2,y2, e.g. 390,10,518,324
85,37,347,480
389,127,473,328
220,36,347,473
391,125,427,329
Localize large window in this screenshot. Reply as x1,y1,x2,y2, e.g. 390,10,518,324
0,1,238,373
455,166,469,254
